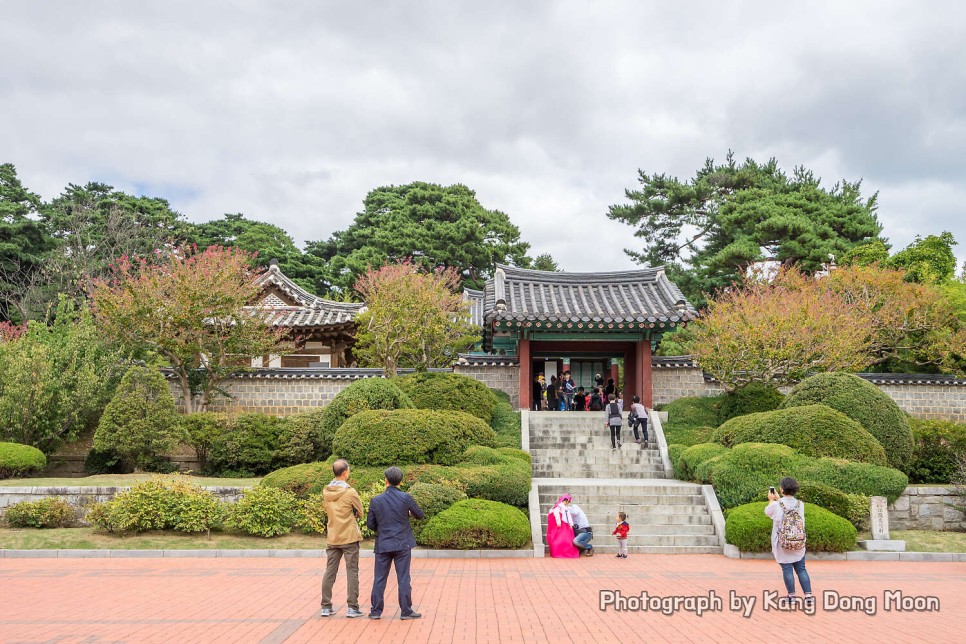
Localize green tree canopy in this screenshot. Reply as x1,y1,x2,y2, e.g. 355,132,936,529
185,213,326,292
0,164,54,322
607,153,881,306
847,231,958,284
306,182,534,294
42,182,189,297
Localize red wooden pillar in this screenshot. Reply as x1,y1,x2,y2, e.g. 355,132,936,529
634,339,647,408
638,338,653,408
609,359,619,391
519,337,531,410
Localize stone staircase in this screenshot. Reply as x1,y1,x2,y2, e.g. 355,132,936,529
526,411,724,555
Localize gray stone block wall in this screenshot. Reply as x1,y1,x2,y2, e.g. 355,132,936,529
453,365,520,408
888,485,966,531
169,378,353,416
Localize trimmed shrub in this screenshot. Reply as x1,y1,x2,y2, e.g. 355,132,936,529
394,372,495,423
725,501,857,552
495,447,531,463
705,443,908,509
419,499,530,549
780,372,914,471
456,458,531,507
83,447,129,475
93,366,181,471
207,414,286,476
318,378,413,455
4,497,75,528
491,400,522,448
85,478,223,534
408,482,468,537
668,444,687,479
227,486,301,537
276,409,330,466
180,412,229,472
713,405,888,465
260,461,332,498
717,382,784,423
462,445,504,465
662,396,722,446
0,442,47,478
754,481,850,521
333,409,496,467
908,418,966,484
845,493,870,531
677,443,729,481
798,457,908,503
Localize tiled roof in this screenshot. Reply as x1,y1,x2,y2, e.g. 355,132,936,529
463,288,485,327
482,264,697,326
456,353,520,367
247,263,364,328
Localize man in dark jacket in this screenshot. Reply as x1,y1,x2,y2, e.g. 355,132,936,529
366,466,425,620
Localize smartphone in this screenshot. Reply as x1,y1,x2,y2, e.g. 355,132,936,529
769,486,777,495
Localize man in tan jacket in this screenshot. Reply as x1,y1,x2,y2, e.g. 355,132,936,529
320,458,364,618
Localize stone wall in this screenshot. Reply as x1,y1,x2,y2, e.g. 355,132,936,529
888,486,966,531
453,364,519,408
871,383,966,421
651,364,718,404
0,486,249,516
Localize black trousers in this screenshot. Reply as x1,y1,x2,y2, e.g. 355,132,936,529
632,419,648,442
609,424,622,447
371,549,414,616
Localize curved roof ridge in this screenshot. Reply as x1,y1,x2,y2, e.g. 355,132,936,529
494,263,664,284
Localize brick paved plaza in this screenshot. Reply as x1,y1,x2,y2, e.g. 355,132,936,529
1,554,964,643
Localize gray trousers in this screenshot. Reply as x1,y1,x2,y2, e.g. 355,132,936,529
617,538,628,556
320,541,360,610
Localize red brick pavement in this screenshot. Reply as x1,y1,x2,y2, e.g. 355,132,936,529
1,555,964,643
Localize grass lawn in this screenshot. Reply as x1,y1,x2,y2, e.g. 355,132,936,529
0,474,260,488
0,527,376,550
857,530,966,553
662,395,722,446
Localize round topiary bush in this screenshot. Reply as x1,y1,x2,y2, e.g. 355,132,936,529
668,444,687,479
0,442,47,479
725,501,857,552
207,413,287,477
755,480,851,521
275,409,329,467
717,382,785,423
677,443,730,481
93,365,181,471
259,461,332,498
332,409,496,467
394,372,495,423
419,499,531,549
705,443,809,508
780,372,914,471
318,378,414,455
227,486,301,537
461,445,504,465
712,404,888,465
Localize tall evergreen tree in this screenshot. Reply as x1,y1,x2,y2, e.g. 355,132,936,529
0,164,53,322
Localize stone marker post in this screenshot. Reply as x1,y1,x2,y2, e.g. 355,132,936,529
870,496,890,541
859,495,905,552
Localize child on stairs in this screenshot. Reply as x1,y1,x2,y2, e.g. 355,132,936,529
612,512,630,558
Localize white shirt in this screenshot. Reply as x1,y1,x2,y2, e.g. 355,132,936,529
568,504,590,530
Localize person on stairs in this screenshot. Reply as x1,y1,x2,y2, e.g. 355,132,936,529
605,394,623,449
629,395,648,447
546,494,580,558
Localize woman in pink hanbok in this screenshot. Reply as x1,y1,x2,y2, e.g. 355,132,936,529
547,494,580,558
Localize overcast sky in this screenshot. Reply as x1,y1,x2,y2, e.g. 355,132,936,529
3,1,965,273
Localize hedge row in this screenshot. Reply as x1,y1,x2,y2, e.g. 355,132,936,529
260,447,532,508
678,442,907,511
712,404,888,465
419,499,531,549
318,378,414,455
725,501,857,552
394,373,496,423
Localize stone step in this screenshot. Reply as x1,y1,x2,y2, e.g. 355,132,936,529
541,512,712,526
547,523,716,536
532,470,667,479
582,545,724,555
530,455,664,465
542,533,722,547
537,483,702,494
538,493,704,504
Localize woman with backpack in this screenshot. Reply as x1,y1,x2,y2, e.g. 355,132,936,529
766,477,814,605
604,394,623,449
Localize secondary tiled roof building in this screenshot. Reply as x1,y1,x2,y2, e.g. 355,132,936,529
246,261,365,368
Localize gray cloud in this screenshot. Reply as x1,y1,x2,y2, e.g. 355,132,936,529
2,0,964,273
